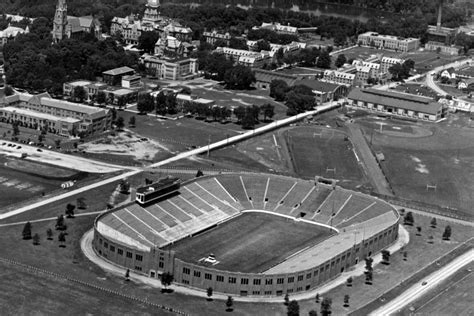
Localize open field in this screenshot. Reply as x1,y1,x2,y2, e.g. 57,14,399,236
397,262,474,315
166,212,333,273
392,83,439,99
356,114,474,214
401,50,464,73
285,126,367,189
0,216,285,316
295,214,474,316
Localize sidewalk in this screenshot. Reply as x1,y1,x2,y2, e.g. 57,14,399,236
81,225,409,303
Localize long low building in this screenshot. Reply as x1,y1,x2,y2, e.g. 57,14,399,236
347,88,447,122
0,92,111,136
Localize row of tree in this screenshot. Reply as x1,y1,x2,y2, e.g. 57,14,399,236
270,80,317,115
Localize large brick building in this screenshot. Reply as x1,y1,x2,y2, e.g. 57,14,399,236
358,32,420,52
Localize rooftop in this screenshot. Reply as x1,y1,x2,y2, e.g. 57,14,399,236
296,79,341,93
0,106,80,123
348,88,443,115
102,66,135,76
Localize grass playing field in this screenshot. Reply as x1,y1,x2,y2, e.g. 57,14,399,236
357,114,474,215
166,212,334,273
285,126,366,188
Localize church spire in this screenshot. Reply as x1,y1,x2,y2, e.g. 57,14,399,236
52,0,68,42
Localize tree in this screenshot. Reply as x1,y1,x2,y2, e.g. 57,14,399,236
206,287,213,301
196,170,204,178
4,85,14,96
416,226,422,236
256,40,271,52
96,91,107,105
225,296,234,311
72,86,87,103
315,293,320,303
77,197,87,209
55,215,67,231
22,221,32,240
125,268,130,281
320,297,332,316
58,232,66,247
430,218,437,228
365,270,373,284
262,103,275,122
65,203,75,218
117,96,127,109
46,228,53,240
403,251,408,261
442,225,452,240
115,116,125,130
224,65,256,90
335,54,347,68
309,310,318,316
270,79,289,101
428,235,434,244
119,180,130,194
316,50,331,69
381,250,391,265
287,300,300,316
38,133,44,143
365,257,373,272
403,212,414,226
161,272,174,293
229,37,247,50
138,31,160,54
343,295,350,307
12,121,20,138
54,139,61,148
284,293,290,306
346,277,353,287
129,116,136,127
33,233,40,245
137,93,155,114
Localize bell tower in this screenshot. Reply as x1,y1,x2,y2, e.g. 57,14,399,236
143,0,161,24
52,0,68,42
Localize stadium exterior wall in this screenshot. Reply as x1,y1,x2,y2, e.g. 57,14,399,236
92,216,400,296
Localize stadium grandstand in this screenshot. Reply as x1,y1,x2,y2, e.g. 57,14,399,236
94,173,400,296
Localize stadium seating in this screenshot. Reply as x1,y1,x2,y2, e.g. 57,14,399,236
337,201,392,228
241,175,268,209
331,194,375,227
312,189,352,223
263,176,296,210
215,175,252,209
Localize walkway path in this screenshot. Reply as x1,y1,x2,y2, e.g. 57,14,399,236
0,103,339,221
81,225,409,303
346,123,393,196
370,248,474,315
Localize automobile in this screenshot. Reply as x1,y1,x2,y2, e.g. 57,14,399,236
140,137,148,141
7,143,13,147
421,281,428,286
37,149,42,152
17,146,22,149
1,142,5,146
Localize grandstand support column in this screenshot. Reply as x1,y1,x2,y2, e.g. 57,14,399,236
207,135,211,157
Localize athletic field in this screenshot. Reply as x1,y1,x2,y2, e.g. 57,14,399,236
166,212,333,273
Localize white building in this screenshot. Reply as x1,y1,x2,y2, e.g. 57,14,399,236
380,56,405,74
0,25,29,45
323,70,355,86
358,32,420,52
253,22,298,35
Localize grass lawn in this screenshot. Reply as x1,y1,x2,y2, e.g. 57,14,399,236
294,214,474,316
285,126,367,190
397,262,474,315
166,212,333,273
358,116,474,215
392,83,439,99
400,50,464,73
0,215,286,316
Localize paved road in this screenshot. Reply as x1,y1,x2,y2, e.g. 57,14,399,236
0,103,339,221
346,123,393,196
370,248,474,315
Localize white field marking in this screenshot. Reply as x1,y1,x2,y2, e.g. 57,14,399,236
183,186,226,216
239,176,253,207
327,194,353,224
214,178,238,203
134,206,168,228
290,185,314,214
272,134,278,147
336,201,377,227
273,182,298,212
123,208,163,237
263,178,270,207
300,186,316,204
112,213,154,246
194,182,240,212
311,190,335,219
167,199,197,219
154,203,182,225
177,195,205,216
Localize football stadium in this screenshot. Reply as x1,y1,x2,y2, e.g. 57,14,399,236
93,173,400,297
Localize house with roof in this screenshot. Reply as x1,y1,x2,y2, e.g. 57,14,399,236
323,70,355,86
214,47,270,68
347,88,447,122
52,0,101,42
0,92,111,136
203,30,231,46
296,79,348,103
141,55,199,81
380,57,404,74
0,25,29,45
439,67,457,80
457,78,474,91
253,22,298,35
358,32,420,52
253,69,298,90
102,67,135,86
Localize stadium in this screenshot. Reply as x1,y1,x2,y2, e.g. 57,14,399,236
93,173,400,297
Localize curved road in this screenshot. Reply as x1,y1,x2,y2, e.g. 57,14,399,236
370,248,474,315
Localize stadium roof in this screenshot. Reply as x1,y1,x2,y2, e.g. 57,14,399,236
136,177,180,194
263,211,399,274
348,88,443,115
296,79,341,93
